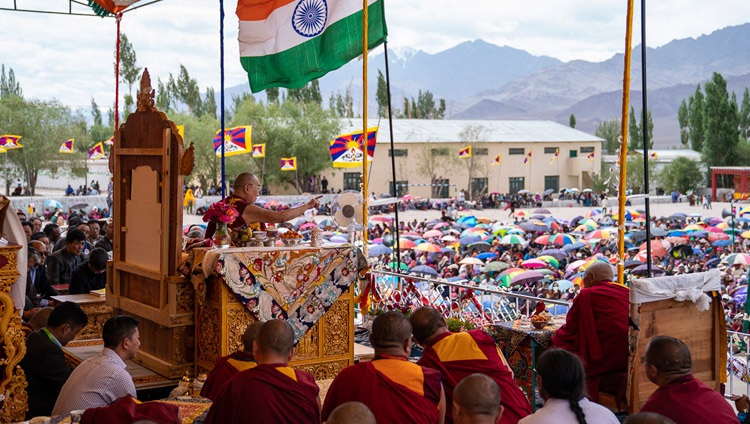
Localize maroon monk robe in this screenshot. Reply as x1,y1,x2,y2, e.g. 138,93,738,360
81,395,179,424
322,354,442,424
200,351,256,401
551,281,629,401
204,363,319,424
639,374,738,423
419,330,532,424
205,195,264,238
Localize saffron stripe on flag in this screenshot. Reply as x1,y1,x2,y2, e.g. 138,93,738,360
236,0,297,21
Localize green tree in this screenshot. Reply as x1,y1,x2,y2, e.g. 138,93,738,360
202,87,217,119
287,81,322,106
739,88,750,140
266,87,280,104
569,114,576,128
172,64,202,115
595,118,620,154
590,163,616,194
155,78,174,112
702,72,740,185
658,157,703,194
628,106,641,151
376,70,388,118
678,99,690,147
625,154,657,194
0,65,22,98
89,97,111,143
688,86,705,152
173,111,221,190
330,88,354,118
118,34,142,113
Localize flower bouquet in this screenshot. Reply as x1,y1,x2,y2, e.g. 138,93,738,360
203,202,239,248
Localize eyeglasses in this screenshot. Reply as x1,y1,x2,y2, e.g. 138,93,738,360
247,183,261,190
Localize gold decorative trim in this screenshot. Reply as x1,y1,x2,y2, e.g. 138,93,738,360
294,359,349,381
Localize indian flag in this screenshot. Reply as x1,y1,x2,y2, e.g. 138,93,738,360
237,0,388,93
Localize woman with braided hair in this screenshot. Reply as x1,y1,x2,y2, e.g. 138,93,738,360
519,349,618,424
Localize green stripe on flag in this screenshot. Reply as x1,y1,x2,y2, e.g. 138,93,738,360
241,0,387,93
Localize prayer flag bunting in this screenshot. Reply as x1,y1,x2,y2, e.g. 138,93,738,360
492,154,502,166
0,135,22,149
550,148,559,164
252,143,266,158
213,126,252,157
59,138,75,154
236,0,387,93
458,146,472,159
280,157,297,171
329,127,377,168
523,149,532,165
88,142,105,159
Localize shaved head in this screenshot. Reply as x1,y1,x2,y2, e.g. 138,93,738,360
645,336,692,375
233,172,257,191
624,412,676,424
326,401,376,424
453,374,502,422
410,306,446,344
583,261,614,287
256,320,295,357
371,311,411,350
242,322,263,352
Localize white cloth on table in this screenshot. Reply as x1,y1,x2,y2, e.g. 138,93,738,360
631,269,721,312
52,347,136,416
518,398,619,424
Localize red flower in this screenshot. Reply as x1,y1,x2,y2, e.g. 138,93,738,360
202,201,239,224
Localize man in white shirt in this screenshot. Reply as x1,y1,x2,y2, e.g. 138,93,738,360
52,315,141,415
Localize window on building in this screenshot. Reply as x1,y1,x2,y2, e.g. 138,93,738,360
433,179,450,198
389,149,408,157
390,181,408,197
431,148,450,156
474,148,489,156
470,178,488,199
343,172,361,191
544,147,558,154
569,150,578,158
509,148,525,155
509,177,525,194
580,147,595,153
544,176,559,193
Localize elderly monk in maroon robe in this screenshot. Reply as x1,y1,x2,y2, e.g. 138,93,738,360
204,320,320,424
411,307,531,424
200,322,261,401
639,336,738,423
551,261,629,401
322,311,446,424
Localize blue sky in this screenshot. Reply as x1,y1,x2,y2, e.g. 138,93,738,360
1,0,749,111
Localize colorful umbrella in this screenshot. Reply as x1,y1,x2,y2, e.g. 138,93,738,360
398,238,416,249
521,258,547,269
386,261,410,271
534,234,554,245
511,271,545,286
499,234,526,245
585,229,612,240
414,243,443,253
423,229,443,239
638,240,667,258
726,253,750,266
536,255,560,269
550,233,577,246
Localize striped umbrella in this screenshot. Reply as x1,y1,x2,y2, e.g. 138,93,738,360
550,233,577,246
500,234,526,245
726,253,750,266
536,255,560,269
585,229,613,240
534,234,554,245
414,243,443,253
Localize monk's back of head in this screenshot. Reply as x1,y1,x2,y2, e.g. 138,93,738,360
410,306,446,344
371,311,411,350
233,172,255,191
645,336,692,376
255,320,295,359
242,322,263,353
453,374,503,423
583,261,614,287
624,412,676,424
326,401,376,424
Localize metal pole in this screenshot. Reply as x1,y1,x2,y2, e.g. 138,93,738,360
360,0,370,246
641,0,653,277
219,0,226,197
383,41,402,269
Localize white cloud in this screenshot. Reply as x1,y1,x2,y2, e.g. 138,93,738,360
1,0,748,109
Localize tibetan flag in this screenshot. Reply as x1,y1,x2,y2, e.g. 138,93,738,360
649,152,658,159
549,148,559,164
252,143,266,158
59,138,74,154
329,127,377,168
236,0,387,93
213,126,252,157
587,151,595,162
0,135,22,149
280,157,297,171
492,154,502,166
88,142,105,159
104,135,115,146
458,146,472,159
176,125,185,139
523,149,532,165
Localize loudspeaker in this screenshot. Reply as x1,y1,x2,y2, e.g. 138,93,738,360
722,208,733,219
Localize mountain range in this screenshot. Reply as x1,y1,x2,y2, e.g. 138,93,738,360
225,23,750,149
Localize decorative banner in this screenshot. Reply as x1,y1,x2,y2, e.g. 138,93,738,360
329,127,377,168
280,157,297,171
549,148,559,164
88,0,140,15
252,143,266,158
650,152,658,159
59,138,75,154
492,154,502,166
104,135,115,146
88,142,105,159
0,135,22,149
213,126,252,157
459,146,472,159
523,149,532,165
587,151,595,162
176,125,185,139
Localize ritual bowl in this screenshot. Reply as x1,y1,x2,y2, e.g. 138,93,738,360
283,238,303,247
530,320,550,330
253,231,267,240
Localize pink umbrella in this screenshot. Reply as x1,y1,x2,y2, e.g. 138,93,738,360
433,222,450,229
299,222,317,230
370,216,393,223
423,229,443,238
521,258,547,269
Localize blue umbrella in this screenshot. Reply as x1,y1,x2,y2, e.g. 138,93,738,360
330,235,348,243
539,249,567,260
441,247,455,253
476,252,498,260
688,231,708,239
457,216,477,227
712,239,732,247
410,265,440,276
459,235,482,245
705,257,720,268
562,242,587,252
368,244,393,257
550,279,574,291
547,304,569,316
45,199,63,209
667,230,685,237
733,286,747,306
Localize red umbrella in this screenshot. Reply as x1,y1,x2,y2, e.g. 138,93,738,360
708,232,730,242
534,235,553,245
638,240,667,258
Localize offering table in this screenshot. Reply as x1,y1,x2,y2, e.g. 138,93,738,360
189,244,365,380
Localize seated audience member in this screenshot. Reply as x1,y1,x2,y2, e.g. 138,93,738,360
20,301,88,419
623,412,676,424
69,247,108,294
519,348,619,424
27,307,54,332
551,261,629,401
322,311,446,424
453,374,504,424
638,336,737,423
53,316,140,415
87,220,102,245
47,229,86,287
411,307,531,424
29,239,59,299
201,322,262,400
44,223,62,250
204,320,320,424
326,402,377,424
94,220,113,253
23,249,43,320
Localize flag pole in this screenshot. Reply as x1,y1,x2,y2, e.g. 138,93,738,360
383,41,402,271
617,0,635,286
361,0,370,247
219,0,227,197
